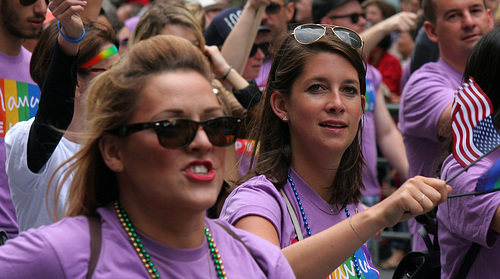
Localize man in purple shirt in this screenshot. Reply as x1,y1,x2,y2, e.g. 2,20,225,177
0,0,46,240
398,0,494,250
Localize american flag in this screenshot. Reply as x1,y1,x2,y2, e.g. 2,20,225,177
451,77,500,168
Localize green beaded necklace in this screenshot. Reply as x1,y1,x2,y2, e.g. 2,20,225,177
114,201,227,279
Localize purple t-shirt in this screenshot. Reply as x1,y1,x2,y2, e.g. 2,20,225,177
398,58,462,178
220,168,380,278
438,150,500,279
0,47,36,239
255,58,272,91
361,65,383,197
0,203,294,278
398,59,462,250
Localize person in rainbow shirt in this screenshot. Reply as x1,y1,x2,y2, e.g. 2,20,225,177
4,0,119,233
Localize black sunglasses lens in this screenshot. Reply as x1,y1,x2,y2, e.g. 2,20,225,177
249,45,258,57
333,27,363,49
157,119,196,148
204,117,240,147
20,0,36,5
249,43,270,57
294,25,325,44
265,3,281,14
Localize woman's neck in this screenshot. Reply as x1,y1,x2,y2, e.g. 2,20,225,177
119,198,207,249
290,152,341,202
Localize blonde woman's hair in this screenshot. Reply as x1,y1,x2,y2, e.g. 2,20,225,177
128,2,205,50
54,35,212,217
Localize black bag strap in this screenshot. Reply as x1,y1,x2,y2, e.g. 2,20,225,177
86,215,102,279
455,242,481,279
0,230,8,246
215,222,265,274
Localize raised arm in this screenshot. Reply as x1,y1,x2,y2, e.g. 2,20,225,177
220,0,270,74
27,0,85,172
361,11,419,54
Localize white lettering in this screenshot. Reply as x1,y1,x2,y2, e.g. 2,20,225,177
7,95,38,111
0,89,5,112
30,96,39,108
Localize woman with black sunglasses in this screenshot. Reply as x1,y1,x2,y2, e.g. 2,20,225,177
0,33,296,278
219,25,451,279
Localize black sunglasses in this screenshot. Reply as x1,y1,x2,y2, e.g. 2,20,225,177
249,42,270,58
327,13,365,24
112,116,241,149
265,2,284,15
20,0,48,6
292,24,364,49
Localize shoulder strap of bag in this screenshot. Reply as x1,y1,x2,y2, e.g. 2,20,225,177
279,188,304,241
86,215,102,279
455,242,481,279
215,222,265,274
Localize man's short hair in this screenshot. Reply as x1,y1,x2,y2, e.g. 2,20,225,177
312,0,360,23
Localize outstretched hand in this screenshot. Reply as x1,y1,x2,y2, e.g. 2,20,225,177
374,176,451,227
48,0,86,40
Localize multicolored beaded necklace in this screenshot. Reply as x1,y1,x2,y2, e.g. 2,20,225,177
114,201,227,279
287,175,362,279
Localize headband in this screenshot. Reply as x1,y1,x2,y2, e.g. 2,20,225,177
80,45,118,68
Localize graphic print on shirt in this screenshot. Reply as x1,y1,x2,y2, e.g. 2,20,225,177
0,79,40,136
327,247,379,279
364,79,376,113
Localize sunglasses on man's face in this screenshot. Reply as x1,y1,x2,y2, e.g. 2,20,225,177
292,24,364,49
113,116,241,149
20,0,48,6
327,13,365,24
265,2,284,15
249,42,270,58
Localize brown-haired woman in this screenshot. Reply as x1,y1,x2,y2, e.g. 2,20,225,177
219,25,451,279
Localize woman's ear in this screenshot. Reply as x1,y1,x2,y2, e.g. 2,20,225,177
99,134,124,173
270,91,289,121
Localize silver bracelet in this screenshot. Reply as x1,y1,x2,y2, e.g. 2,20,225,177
349,215,365,243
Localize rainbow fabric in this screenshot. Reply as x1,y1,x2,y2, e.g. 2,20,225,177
475,157,500,193
0,79,40,137
80,45,118,68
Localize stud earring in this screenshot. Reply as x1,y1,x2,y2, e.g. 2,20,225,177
283,116,288,121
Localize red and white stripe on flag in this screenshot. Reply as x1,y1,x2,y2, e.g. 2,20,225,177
451,77,493,168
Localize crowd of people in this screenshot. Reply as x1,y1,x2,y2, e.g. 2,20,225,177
0,0,499,277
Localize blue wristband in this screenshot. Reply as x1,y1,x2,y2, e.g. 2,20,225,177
57,20,85,43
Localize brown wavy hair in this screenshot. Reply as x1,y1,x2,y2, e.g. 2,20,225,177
244,30,367,210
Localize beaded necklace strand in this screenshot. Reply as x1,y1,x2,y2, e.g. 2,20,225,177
287,175,362,279
115,201,227,279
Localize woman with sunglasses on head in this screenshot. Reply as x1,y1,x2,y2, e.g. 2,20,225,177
4,0,119,233
219,25,451,279
0,34,295,278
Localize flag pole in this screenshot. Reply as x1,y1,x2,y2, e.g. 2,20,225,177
447,142,500,198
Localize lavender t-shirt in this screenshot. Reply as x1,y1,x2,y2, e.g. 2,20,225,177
0,47,36,239
0,203,294,278
398,58,462,178
438,150,500,279
398,58,462,250
361,65,382,197
220,168,380,278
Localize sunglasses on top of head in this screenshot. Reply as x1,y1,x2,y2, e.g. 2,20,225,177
265,2,284,15
249,42,270,58
327,13,365,24
112,116,242,149
291,24,364,49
